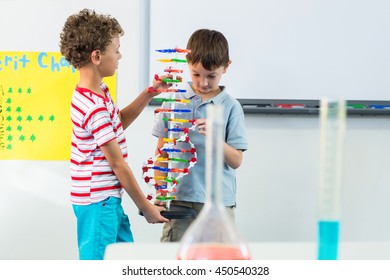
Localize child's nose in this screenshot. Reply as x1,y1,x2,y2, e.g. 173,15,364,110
199,78,208,87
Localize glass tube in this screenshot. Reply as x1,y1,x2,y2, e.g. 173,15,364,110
318,98,346,260
177,105,251,260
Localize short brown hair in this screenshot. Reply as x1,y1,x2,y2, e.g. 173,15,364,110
186,29,230,71
59,9,124,69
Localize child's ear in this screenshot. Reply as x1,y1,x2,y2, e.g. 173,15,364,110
223,60,232,73
90,50,101,64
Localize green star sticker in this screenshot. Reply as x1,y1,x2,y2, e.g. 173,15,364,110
6,116,12,121
17,115,22,122
6,126,12,132
17,125,23,131
7,135,13,142
30,134,36,142
26,115,33,122
49,115,55,122
18,88,22,94
19,135,26,142
38,115,44,122
27,87,32,94
6,98,11,104
6,106,11,112
16,107,21,113
8,87,13,93
6,144,12,150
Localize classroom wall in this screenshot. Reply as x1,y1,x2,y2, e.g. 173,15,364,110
1,0,390,260
149,0,390,101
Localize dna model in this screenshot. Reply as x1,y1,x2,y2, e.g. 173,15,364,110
142,48,197,218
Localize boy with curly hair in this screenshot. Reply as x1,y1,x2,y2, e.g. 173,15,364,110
60,8,169,260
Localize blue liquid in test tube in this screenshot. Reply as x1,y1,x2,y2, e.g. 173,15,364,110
318,98,346,260
318,220,339,260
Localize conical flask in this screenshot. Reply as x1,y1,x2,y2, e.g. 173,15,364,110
177,105,251,260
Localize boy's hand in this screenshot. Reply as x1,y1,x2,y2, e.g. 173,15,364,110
195,118,207,136
141,203,169,223
148,74,182,97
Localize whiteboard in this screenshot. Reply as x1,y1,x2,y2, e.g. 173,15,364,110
149,0,390,101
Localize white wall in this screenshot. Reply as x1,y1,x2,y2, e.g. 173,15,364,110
150,0,390,101
235,114,390,243
1,0,390,260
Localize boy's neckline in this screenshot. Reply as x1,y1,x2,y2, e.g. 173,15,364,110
76,85,107,100
191,85,223,102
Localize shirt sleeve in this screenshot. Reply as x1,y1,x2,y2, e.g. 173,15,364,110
226,103,248,151
84,104,116,146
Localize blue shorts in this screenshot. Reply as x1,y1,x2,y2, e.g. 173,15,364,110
72,196,134,260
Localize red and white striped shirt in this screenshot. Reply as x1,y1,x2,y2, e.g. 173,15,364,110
70,83,127,205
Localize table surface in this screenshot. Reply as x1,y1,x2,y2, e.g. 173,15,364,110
104,242,390,260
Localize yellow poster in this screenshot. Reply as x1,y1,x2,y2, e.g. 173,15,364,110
0,51,116,160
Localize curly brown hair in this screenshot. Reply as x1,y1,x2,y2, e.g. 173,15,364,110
186,29,230,71
59,9,124,69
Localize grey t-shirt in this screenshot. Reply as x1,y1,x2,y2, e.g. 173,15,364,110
152,82,248,206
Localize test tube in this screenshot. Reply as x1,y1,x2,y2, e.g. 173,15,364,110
318,98,346,260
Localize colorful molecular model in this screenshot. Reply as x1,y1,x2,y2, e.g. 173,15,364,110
142,48,197,213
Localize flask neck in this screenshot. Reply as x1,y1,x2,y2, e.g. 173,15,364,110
205,105,224,207
176,105,252,260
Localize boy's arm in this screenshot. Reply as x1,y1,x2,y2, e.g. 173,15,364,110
119,78,172,130
100,139,169,223
223,143,243,169
196,118,243,169
119,87,153,130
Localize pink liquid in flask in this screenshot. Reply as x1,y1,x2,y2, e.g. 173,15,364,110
178,243,251,260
